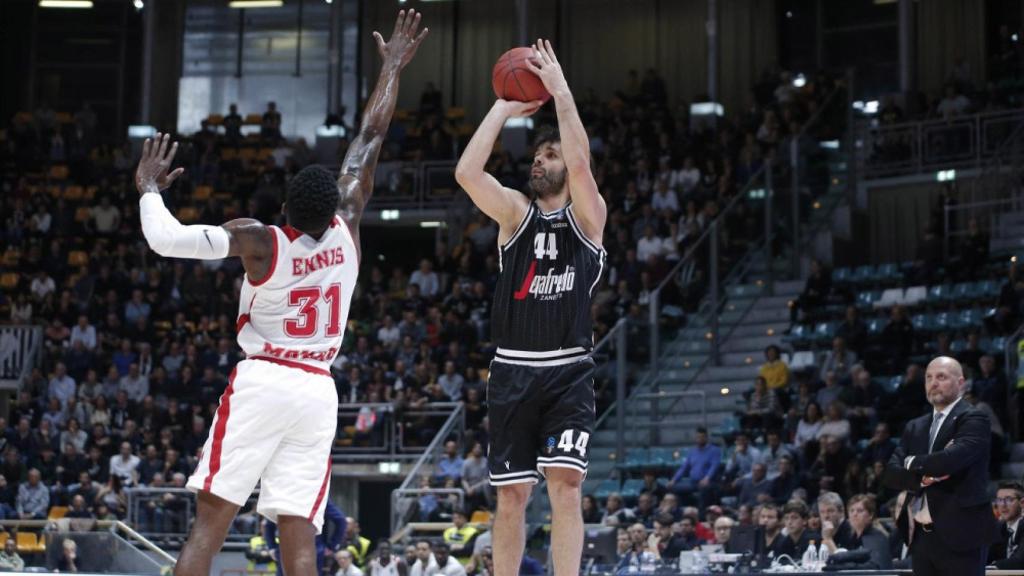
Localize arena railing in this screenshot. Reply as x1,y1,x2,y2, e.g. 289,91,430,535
124,487,260,550
593,82,847,450
332,402,463,462
856,108,1024,180
389,403,465,535
0,324,44,392
366,160,460,209
0,518,175,573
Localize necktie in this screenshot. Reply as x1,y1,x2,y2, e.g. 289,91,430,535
928,411,944,452
1010,527,1017,559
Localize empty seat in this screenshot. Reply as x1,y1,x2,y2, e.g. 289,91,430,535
855,290,881,310
902,286,928,306
789,351,816,370
593,479,620,501
852,265,876,285
874,288,905,309
832,267,852,284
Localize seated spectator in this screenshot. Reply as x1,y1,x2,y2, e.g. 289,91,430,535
56,539,80,573
631,492,657,529
109,441,140,486
989,481,1024,570
831,494,892,570
818,337,857,382
794,401,824,459
409,540,436,576
762,429,795,480
723,432,761,483
410,259,440,299
428,542,466,576
773,501,818,559
0,539,24,572
758,345,790,394
443,509,478,561
16,468,48,519
790,259,830,325
742,377,782,432
434,441,463,484
675,514,704,551
648,512,688,559
667,427,721,512
810,435,854,496
640,470,668,501
736,463,773,507
582,494,602,524
66,493,93,519
835,306,867,357
438,361,464,402
817,491,851,554
650,179,679,215
818,402,851,444
885,363,926,430
771,456,800,504
48,362,76,408
602,492,635,526
937,83,970,119
616,523,657,573
636,226,664,263
816,371,843,411
880,306,914,371
336,549,365,576
758,503,784,554
461,443,489,513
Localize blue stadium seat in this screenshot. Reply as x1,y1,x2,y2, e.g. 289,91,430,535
978,280,1000,298
950,282,973,302
782,324,810,346
989,337,1008,354
873,263,901,283
852,265,876,285
593,478,620,502
866,317,886,335
855,290,881,310
812,322,838,344
926,284,951,305
622,449,649,471
911,313,935,333
832,267,852,284
932,312,950,331
620,478,645,502
649,447,680,469
950,308,982,330
950,339,966,353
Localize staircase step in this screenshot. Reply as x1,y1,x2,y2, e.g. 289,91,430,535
619,393,745,415
742,307,792,323
1002,462,1024,479
727,322,790,339
722,335,787,353
720,351,780,366
705,365,761,380
1009,443,1024,462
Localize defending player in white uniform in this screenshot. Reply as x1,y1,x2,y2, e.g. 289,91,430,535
135,10,428,576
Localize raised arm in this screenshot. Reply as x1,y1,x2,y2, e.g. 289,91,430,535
526,39,606,246
454,100,538,236
337,10,428,241
135,133,274,280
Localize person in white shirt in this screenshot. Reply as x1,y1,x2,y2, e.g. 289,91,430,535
48,363,76,408
29,271,55,302
937,84,970,119
377,316,401,349
426,543,466,576
409,259,440,298
336,549,365,576
437,361,464,402
31,206,51,235
109,442,140,486
90,196,121,234
409,540,437,576
671,156,701,195
118,363,149,403
69,315,97,350
650,179,679,214
636,226,664,263
366,541,407,576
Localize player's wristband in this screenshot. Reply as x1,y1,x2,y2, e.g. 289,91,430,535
139,193,230,260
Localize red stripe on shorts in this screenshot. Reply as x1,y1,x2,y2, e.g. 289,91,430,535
307,455,332,523
203,367,237,492
249,355,332,377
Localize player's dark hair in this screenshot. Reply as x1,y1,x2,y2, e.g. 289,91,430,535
533,126,561,149
286,165,338,235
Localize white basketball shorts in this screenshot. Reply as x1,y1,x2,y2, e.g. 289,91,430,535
186,356,338,533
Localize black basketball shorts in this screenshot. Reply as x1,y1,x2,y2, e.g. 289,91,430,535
486,356,596,486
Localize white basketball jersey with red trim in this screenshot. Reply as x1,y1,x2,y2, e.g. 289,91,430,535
236,215,358,372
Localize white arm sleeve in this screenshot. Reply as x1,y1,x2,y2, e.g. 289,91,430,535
139,193,230,259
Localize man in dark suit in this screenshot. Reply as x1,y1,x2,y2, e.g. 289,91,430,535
885,356,1000,576
989,481,1024,570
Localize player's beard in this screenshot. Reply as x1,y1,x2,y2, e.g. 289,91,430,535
529,166,567,199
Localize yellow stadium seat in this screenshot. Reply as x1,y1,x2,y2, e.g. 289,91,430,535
84,186,98,200
48,165,69,180
193,185,213,200
0,273,18,290
75,207,91,222
238,148,257,161
257,148,274,160
3,249,21,266
67,251,88,267
470,510,492,525
0,532,8,548
244,113,263,125
394,109,412,121
46,185,62,198
207,114,224,126
48,506,68,520
445,107,466,120
15,531,44,554
55,112,73,124
64,185,84,200
177,207,199,223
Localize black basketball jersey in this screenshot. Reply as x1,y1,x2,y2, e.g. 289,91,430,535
491,202,606,361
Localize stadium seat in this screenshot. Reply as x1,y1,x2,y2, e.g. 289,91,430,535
831,267,852,284
63,185,83,200
855,290,880,310
193,185,213,200
990,337,1008,354
0,273,18,289
782,324,810,346
911,313,935,333
902,286,927,307
648,447,679,468
593,479,620,502
978,280,1000,298
177,207,199,223
851,265,875,285
48,506,68,520
469,510,492,525
445,107,467,120
206,114,224,125
866,316,886,335
788,351,816,371
620,479,645,502
926,284,950,304
244,113,263,125
950,308,982,330
622,449,648,471
67,251,88,267
872,263,901,283
874,288,904,309
812,322,837,344
48,165,69,180
74,206,91,222
15,531,44,554
84,185,98,200
950,282,973,302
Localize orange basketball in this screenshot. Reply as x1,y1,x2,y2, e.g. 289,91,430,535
492,47,551,104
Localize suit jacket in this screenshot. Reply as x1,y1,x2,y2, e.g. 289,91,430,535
990,521,1024,569
884,399,1000,552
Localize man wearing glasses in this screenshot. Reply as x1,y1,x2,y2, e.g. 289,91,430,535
989,481,1024,570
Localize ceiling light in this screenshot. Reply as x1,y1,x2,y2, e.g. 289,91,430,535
39,0,93,7
229,0,284,8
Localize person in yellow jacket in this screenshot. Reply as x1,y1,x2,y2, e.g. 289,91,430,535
245,520,277,574
442,510,479,563
346,518,372,569
759,345,790,391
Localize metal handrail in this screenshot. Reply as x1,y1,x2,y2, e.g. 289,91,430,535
333,402,462,459
0,519,176,566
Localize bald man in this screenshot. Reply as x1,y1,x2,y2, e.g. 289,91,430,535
885,356,999,576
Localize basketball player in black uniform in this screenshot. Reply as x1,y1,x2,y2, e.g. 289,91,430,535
455,39,606,576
